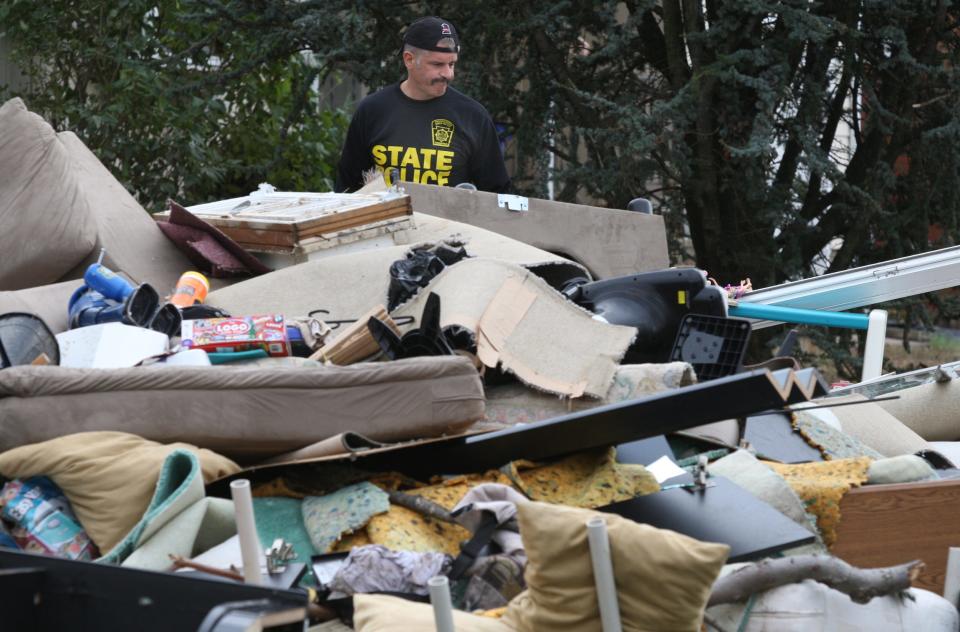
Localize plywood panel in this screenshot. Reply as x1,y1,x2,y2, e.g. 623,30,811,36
403,182,669,279
832,478,960,593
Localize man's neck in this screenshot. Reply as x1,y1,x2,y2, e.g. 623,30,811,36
400,79,439,101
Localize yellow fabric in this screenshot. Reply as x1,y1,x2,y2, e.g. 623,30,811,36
501,501,729,632
327,451,659,557
354,593,512,631
0,431,240,552
331,529,372,552
365,472,512,555
766,457,872,548
509,447,660,508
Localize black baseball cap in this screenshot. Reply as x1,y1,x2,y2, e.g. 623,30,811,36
402,17,460,54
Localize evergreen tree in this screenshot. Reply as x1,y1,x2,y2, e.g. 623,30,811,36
4,0,960,289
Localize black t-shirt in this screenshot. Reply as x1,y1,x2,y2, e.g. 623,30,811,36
335,83,510,193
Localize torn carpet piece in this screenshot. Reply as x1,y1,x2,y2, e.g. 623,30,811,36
391,258,636,398
484,362,695,426
791,411,883,461
765,457,872,548
507,447,660,508
157,201,272,278
365,472,512,556
477,275,636,398
252,497,317,584
302,482,390,553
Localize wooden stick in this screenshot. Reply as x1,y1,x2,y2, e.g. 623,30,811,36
388,490,455,523
708,555,924,606
169,554,244,582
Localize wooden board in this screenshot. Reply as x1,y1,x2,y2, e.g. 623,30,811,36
155,194,411,248
832,478,960,593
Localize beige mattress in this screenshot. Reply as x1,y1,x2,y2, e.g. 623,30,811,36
0,356,484,461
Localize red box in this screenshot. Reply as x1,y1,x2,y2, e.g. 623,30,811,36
180,314,290,357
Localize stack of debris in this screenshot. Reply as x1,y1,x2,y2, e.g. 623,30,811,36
2,95,960,632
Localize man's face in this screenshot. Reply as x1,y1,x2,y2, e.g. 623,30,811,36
404,50,458,99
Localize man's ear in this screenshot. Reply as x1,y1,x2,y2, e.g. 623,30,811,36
402,50,416,70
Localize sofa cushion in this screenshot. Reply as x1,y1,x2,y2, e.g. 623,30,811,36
0,98,98,290
502,501,729,632
0,356,485,459
354,594,511,632
0,431,238,553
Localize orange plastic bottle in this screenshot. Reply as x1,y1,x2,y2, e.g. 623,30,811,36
170,271,210,308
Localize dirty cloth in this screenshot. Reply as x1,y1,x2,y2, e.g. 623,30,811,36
450,484,529,610
327,544,451,597
452,483,529,565
792,410,883,460
867,454,938,485
462,554,527,612
0,431,239,553
765,457,872,548
302,482,390,553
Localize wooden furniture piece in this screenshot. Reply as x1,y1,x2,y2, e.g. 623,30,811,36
155,191,413,252
832,477,960,593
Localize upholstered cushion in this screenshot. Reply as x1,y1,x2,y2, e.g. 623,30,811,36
502,501,730,632
0,431,239,552
353,593,511,632
0,98,97,290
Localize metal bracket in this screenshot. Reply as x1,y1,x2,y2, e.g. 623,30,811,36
265,539,297,575
497,194,528,212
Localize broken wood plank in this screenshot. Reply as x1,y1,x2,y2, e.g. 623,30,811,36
831,478,960,593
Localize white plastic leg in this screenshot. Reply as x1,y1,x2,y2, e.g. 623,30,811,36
587,517,623,632
229,479,263,585
861,309,888,382
944,547,960,606
428,575,456,632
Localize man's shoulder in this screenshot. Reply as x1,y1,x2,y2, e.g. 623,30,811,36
443,87,490,117
355,84,402,112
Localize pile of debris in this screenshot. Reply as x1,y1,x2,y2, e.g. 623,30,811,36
2,94,960,632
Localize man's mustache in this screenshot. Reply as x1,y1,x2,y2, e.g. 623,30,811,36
431,78,449,85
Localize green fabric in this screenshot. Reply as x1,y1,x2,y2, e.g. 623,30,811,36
793,411,883,461
99,449,204,564
253,496,317,586
121,497,235,570
302,482,390,553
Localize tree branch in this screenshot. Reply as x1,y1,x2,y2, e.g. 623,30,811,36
708,556,923,607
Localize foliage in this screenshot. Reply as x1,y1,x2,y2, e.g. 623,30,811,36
3,0,960,292
0,0,349,211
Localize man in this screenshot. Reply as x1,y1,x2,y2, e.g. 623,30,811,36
334,17,510,193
